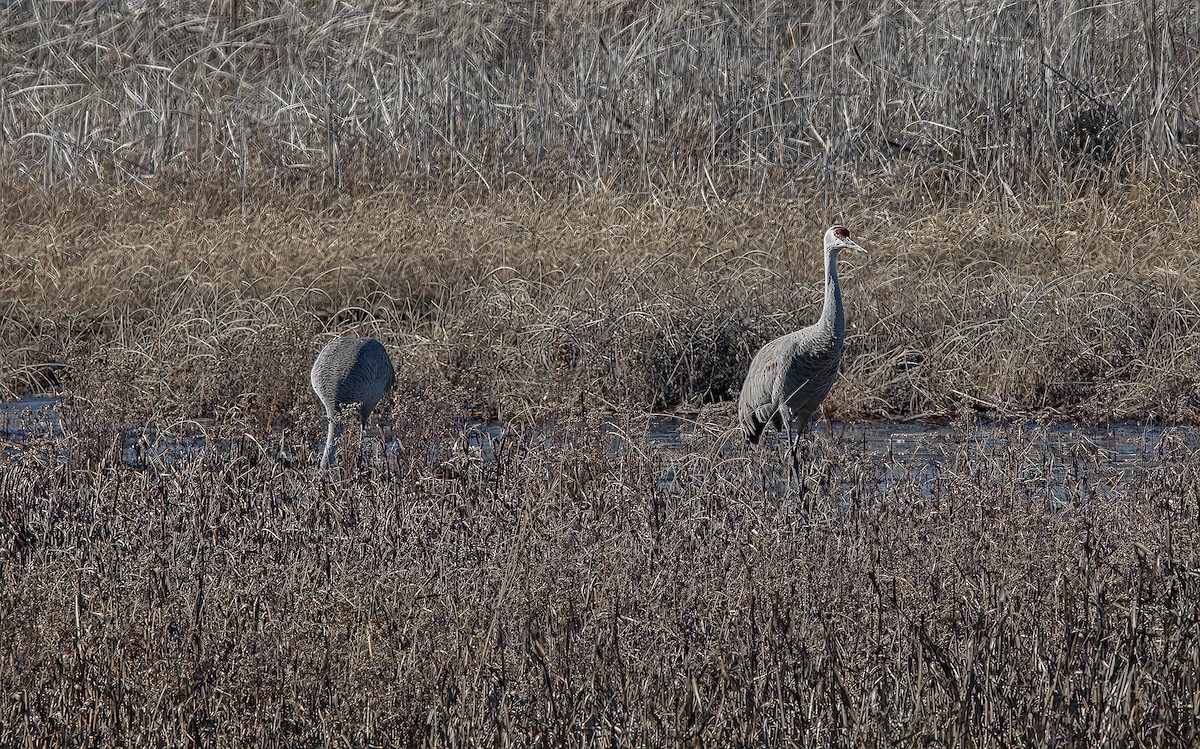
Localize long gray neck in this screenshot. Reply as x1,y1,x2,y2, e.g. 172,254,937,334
816,245,845,341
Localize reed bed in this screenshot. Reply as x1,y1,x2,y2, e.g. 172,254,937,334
3,1,1200,744
1,0,1197,198
4,190,1200,424
1,402,1198,747
3,0,1200,419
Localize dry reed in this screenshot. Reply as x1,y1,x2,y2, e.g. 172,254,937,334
1,403,1197,747
5,191,1200,424
2,3,1200,744
1,0,1196,199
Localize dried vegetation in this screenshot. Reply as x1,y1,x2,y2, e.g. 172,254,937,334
2,408,1199,746
2,0,1200,746
5,191,1200,426
1,0,1199,421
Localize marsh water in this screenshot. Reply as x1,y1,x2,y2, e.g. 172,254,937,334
2,394,1190,494
0,397,60,436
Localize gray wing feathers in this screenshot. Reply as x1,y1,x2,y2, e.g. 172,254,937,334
738,336,789,443
737,327,842,443
311,337,396,422
776,330,840,418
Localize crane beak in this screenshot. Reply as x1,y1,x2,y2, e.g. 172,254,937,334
842,239,867,255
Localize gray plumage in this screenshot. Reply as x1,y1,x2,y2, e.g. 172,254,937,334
738,226,866,474
310,336,396,472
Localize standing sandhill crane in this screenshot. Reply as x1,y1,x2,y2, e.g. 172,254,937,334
737,225,867,485
310,336,396,473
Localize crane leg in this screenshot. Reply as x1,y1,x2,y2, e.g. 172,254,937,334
784,420,803,492
319,417,344,476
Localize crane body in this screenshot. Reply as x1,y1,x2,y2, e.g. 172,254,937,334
310,336,396,473
737,226,866,483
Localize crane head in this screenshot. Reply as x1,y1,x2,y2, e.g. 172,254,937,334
824,225,867,254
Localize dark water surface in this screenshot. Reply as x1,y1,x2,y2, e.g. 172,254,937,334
0,396,61,437
2,395,1192,490
641,415,1174,463
460,412,1186,499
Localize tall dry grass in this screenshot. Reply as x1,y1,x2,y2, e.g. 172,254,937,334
1,401,1198,746
3,0,1200,421
4,190,1200,425
2,0,1199,421
3,3,1199,746
1,0,1196,200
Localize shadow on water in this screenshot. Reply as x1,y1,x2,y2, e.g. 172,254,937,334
2,396,1191,499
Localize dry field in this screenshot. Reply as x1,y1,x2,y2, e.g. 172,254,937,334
1,0,1199,424
2,406,1199,746
2,0,1200,746
5,189,1200,429
3,0,1197,194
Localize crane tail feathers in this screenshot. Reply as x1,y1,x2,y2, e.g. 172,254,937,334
740,414,767,445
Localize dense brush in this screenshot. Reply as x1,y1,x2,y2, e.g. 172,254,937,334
1,1,1196,197
1,407,1197,747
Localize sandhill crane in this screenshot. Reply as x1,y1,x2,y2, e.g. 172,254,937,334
310,336,396,473
737,225,866,485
